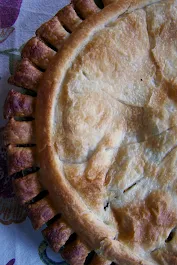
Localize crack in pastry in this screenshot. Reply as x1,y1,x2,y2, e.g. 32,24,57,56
165,228,176,243
152,228,177,264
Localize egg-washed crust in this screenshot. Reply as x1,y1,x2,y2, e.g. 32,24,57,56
4,0,177,264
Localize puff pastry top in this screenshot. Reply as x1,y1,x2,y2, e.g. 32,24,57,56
36,0,177,264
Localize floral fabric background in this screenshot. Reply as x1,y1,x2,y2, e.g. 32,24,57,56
0,0,69,264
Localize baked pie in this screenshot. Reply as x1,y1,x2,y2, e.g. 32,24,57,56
3,0,177,264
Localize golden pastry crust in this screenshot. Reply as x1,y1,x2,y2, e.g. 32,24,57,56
154,252,177,265
61,239,89,265
56,4,82,32
8,59,42,91
152,228,177,264
27,197,56,230
113,191,177,250
4,90,35,119
36,17,69,50
22,37,56,70
7,145,37,175
90,255,112,265
72,0,100,18
42,218,73,252
13,173,43,204
3,118,35,145
4,0,177,264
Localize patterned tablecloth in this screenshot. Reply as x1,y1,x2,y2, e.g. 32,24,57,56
0,1,70,264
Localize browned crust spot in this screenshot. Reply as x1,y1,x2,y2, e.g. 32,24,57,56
36,17,69,50
56,4,82,32
13,173,43,204
90,255,112,265
61,239,89,265
27,197,56,230
152,249,177,265
72,0,100,18
3,118,35,145
102,0,115,6
42,218,73,252
8,59,42,91
7,145,37,175
22,37,56,70
4,90,35,119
